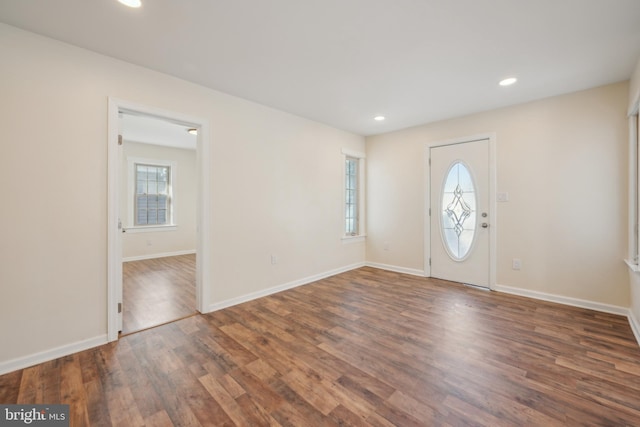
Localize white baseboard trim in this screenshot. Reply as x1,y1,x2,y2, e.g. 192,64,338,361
208,262,366,312
493,284,639,347
365,262,425,277
629,309,640,346
493,283,629,316
123,249,196,262
0,335,107,376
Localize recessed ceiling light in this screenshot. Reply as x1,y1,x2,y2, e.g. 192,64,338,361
117,0,141,8
499,77,517,86
374,116,386,121
187,128,198,135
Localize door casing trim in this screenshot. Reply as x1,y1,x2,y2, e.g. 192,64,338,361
107,97,211,341
424,133,496,290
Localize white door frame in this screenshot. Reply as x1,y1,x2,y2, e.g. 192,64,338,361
107,97,212,341
424,133,497,289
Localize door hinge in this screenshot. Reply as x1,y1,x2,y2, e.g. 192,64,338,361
118,302,122,313
428,157,431,166
118,134,123,146
428,257,431,266
429,208,431,216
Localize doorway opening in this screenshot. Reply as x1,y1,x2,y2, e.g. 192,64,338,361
119,112,198,335
107,98,211,341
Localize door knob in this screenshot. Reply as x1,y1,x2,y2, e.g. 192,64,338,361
481,223,488,228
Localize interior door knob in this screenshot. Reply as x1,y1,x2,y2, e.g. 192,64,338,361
481,223,488,228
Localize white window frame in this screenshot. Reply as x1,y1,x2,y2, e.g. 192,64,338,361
342,148,366,242
127,157,177,233
627,110,640,271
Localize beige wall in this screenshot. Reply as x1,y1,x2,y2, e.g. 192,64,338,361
0,24,365,366
366,82,630,308
121,141,197,259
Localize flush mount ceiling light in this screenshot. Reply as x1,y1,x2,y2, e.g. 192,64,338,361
374,116,386,121
499,77,518,86
187,128,198,135
117,0,141,8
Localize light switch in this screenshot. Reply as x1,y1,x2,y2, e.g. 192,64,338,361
497,192,509,202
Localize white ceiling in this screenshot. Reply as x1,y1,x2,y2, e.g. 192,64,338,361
1,0,640,136
120,113,197,150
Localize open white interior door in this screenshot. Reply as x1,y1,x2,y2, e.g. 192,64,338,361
116,133,124,333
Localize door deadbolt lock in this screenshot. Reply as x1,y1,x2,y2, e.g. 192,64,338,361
481,212,488,217
481,223,489,228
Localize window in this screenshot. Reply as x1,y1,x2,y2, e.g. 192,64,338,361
629,112,640,269
135,163,170,225
127,157,176,230
342,148,365,240
345,157,359,235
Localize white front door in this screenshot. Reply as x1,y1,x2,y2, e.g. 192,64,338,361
430,138,490,288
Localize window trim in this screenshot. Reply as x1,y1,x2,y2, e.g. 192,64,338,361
345,156,359,235
127,157,177,232
628,110,640,271
342,148,366,242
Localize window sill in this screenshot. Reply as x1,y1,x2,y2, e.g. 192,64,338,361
125,225,177,234
341,234,366,244
625,259,640,273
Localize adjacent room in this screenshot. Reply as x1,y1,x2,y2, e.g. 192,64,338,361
1,0,640,425
118,113,199,335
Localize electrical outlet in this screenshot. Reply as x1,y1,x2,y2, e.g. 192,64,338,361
512,258,522,270
271,254,278,265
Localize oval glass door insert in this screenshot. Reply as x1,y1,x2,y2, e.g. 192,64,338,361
441,161,477,260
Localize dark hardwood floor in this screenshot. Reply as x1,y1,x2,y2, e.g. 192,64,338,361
1,267,640,426
122,254,197,335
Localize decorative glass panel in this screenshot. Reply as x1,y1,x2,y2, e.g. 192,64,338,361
441,161,477,260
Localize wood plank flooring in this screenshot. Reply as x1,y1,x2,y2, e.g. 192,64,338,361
122,254,196,335
2,267,640,426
